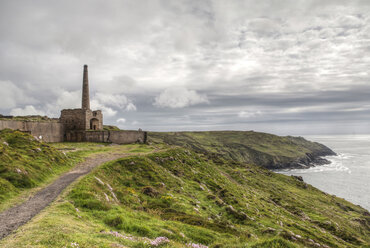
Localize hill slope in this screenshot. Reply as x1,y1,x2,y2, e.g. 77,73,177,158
0,129,157,210
149,131,336,169
0,129,72,206
1,148,368,247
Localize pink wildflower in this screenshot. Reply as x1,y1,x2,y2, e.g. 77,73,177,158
150,237,170,246
187,243,209,248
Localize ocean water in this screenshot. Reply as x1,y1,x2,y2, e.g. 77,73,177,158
277,135,370,211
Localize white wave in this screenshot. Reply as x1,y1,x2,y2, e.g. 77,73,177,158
279,153,352,174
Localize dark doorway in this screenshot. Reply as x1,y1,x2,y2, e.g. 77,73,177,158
90,118,99,130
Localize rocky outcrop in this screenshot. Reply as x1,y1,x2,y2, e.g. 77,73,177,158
273,144,336,170
227,144,336,170
266,151,336,170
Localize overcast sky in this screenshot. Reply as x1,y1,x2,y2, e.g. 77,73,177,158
0,0,369,135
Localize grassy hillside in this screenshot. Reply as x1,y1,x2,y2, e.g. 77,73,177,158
2,148,368,247
0,129,155,210
149,131,335,169
0,129,74,207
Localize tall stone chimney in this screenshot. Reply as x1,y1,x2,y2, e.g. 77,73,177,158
82,64,90,110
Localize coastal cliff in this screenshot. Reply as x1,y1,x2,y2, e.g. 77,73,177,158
149,131,336,170
1,130,369,248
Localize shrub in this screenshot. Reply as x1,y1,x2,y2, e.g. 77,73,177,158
104,215,124,228
142,186,159,197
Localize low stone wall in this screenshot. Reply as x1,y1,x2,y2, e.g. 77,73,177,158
84,131,108,143
66,130,147,144
0,119,146,144
0,120,65,142
109,130,147,144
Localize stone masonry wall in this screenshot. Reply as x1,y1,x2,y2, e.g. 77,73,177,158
60,109,86,130
86,110,103,130
66,130,147,144
60,109,103,131
0,120,65,142
109,130,146,144
0,120,146,144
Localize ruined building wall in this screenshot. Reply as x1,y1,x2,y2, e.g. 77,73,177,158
109,130,146,144
0,120,65,142
1,65,144,144
60,109,103,131
66,130,147,144
60,109,86,130
86,110,103,130
0,119,146,144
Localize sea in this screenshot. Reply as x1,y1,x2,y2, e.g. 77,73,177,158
277,135,370,211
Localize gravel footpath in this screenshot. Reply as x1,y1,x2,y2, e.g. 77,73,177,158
0,153,127,240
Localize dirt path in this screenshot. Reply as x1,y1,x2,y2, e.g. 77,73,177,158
0,153,128,240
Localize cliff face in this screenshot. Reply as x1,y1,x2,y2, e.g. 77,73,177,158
149,131,336,170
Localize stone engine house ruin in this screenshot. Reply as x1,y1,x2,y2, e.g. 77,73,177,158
60,65,103,132
0,65,147,144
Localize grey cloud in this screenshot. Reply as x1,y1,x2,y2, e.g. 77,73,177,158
0,0,370,134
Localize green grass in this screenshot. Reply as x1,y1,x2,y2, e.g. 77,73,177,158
0,129,78,208
103,125,121,131
0,129,159,211
0,115,58,122
149,131,335,169
51,142,159,154
2,148,368,247
250,238,297,248
0,129,368,247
